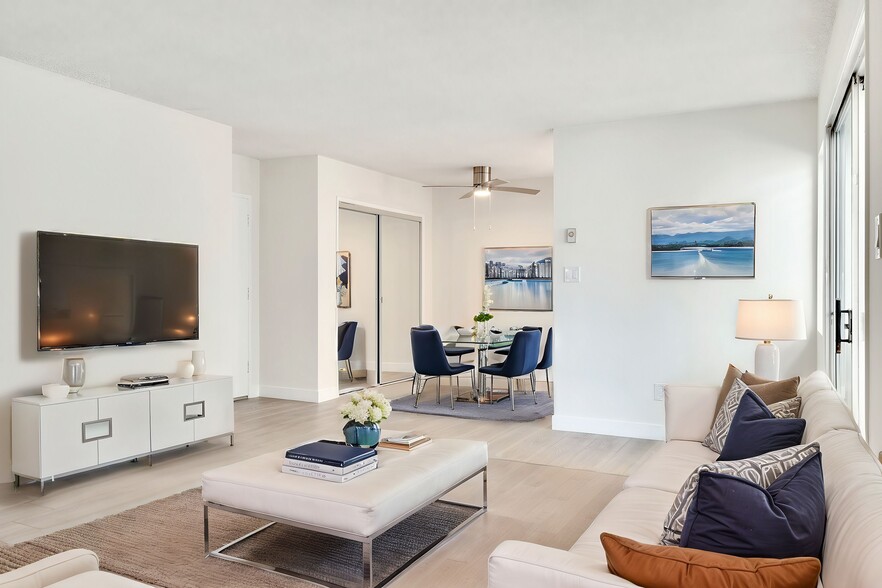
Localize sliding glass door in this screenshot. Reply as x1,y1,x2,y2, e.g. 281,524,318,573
828,74,866,431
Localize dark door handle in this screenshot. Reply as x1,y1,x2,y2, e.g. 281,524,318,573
835,299,853,354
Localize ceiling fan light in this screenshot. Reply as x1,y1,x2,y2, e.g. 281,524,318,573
474,187,491,197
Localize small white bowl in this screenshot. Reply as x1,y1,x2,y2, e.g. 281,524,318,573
456,327,476,336
42,383,70,399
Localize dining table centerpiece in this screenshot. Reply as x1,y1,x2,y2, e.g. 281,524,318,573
474,285,495,337
340,390,392,448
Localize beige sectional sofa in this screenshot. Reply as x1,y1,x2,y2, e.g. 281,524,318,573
488,371,882,587
0,549,150,587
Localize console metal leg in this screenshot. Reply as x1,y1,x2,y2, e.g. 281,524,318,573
362,540,373,588
13,475,19,489
483,466,488,509
230,433,235,447
40,480,45,496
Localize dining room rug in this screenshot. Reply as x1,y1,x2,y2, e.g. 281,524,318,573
0,488,478,588
391,387,553,421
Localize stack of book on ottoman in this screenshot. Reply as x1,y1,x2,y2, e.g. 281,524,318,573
282,440,378,483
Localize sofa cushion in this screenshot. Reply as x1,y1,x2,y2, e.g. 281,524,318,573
800,386,859,442
571,486,677,563
814,429,882,587
625,441,718,494
680,452,825,558
46,571,151,587
601,533,821,588
718,389,806,461
714,364,744,417
661,443,819,546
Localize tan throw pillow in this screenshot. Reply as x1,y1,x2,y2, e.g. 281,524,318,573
602,533,821,588
714,364,743,416
742,373,800,407
713,366,799,420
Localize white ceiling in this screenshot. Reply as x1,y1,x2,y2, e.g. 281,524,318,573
0,1,837,185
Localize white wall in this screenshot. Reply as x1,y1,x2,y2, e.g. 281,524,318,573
866,0,882,455
0,57,235,483
338,209,378,378
259,156,321,401
817,0,865,146
553,100,818,440
432,177,554,347
259,155,432,401
232,154,261,396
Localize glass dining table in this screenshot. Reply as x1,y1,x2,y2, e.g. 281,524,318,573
440,331,515,403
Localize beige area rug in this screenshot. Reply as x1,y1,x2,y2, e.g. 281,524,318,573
0,488,477,588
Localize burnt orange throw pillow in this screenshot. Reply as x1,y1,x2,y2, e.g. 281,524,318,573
601,533,821,588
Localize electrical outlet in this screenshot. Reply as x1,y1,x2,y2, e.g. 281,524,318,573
654,384,665,401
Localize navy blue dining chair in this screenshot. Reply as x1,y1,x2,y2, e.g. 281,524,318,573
537,327,553,398
411,326,475,409
337,321,358,382
479,329,541,410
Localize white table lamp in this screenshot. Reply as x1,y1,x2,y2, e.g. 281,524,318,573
735,296,806,380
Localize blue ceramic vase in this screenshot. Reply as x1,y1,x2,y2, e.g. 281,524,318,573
343,421,381,448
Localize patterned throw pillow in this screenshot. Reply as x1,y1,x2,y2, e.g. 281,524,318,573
703,380,802,453
769,396,802,419
659,443,820,546
703,379,750,453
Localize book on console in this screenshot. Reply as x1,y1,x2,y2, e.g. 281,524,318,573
282,454,378,475
281,460,377,483
284,440,377,468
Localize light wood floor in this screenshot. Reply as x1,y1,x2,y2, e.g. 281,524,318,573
0,380,661,587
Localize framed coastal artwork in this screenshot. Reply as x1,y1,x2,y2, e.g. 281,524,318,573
649,203,756,278
336,251,351,308
484,246,553,311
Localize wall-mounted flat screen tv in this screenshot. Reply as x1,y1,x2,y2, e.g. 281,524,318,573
37,231,199,351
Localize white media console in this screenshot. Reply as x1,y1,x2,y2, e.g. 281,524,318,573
12,375,234,493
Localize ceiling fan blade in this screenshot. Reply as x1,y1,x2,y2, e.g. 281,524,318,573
422,185,472,188
492,186,540,195
486,179,509,187
459,189,475,199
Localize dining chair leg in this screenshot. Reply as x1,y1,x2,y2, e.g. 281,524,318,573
508,379,515,411
470,370,478,405
346,359,354,382
450,376,456,410
531,372,537,405
414,376,426,408
546,369,552,398
411,374,418,396
436,377,441,404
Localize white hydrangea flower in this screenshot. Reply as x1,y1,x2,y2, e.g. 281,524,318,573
341,390,392,424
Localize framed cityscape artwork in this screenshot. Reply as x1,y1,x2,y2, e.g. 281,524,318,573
337,251,351,308
649,203,756,278
484,246,553,311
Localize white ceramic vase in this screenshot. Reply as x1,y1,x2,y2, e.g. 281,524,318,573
191,350,206,376
177,361,195,379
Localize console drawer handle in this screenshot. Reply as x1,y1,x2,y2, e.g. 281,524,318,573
183,401,205,421
82,418,112,443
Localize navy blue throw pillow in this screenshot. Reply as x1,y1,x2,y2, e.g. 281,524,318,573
680,451,826,559
718,389,806,461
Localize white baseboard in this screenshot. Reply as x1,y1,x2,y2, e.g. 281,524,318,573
552,414,665,441
261,385,339,403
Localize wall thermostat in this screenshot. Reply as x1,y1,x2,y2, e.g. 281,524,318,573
566,228,577,243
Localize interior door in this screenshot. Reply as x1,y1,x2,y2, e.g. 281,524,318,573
379,216,421,384
829,74,866,431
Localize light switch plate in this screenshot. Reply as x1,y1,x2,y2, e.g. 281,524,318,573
564,266,581,283
566,228,577,243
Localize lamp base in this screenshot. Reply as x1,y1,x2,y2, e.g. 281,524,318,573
754,342,780,380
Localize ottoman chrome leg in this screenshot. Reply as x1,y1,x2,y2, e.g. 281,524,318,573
362,540,373,588
203,504,210,556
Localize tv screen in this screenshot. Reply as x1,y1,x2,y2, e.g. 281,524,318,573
37,231,199,351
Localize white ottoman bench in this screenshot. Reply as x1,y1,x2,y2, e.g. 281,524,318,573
202,439,488,588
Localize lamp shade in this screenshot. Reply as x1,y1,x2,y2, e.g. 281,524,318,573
736,299,807,341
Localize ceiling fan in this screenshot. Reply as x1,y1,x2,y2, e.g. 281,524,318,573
423,166,540,199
